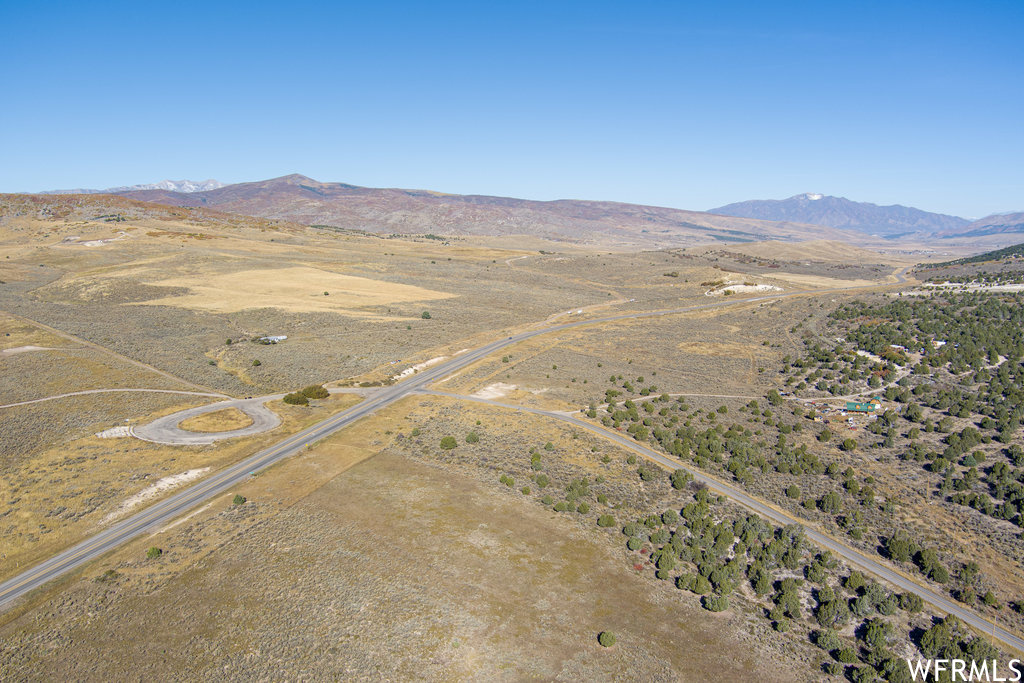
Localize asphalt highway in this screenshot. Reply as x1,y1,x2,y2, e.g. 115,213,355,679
421,390,1024,655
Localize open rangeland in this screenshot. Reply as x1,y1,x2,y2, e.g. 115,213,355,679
5,194,1017,680
0,402,817,681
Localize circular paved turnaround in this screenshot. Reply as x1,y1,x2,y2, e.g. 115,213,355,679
132,395,285,445
130,388,376,445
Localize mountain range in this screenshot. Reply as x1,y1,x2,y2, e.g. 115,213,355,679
26,175,1024,249
709,193,971,239
41,179,225,195
112,174,864,247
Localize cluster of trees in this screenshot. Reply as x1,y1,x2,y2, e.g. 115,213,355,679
918,615,1000,667
836,293,1024,390
948,455,1024,528
882,530,950,584
823,297,1024,536
494,444,616,517
618,485,963,681
781,343,893,396
592,391,885,524
562,288,1024,680
283,384,330,405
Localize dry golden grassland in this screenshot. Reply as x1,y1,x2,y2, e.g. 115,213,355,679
0,312,69,352
83,264,456,316
437,294,837,410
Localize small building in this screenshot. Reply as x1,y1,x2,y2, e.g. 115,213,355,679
257,335,288,344
845,398,882,413
932,340,947,349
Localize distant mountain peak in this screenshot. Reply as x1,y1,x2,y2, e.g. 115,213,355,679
127,179,225,193
40,179,224,195
710,194,969,238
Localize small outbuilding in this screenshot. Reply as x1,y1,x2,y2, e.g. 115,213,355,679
845,398,882,413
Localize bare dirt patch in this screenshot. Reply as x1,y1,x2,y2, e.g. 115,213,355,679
102,468,210,523
0,312,71,351
469,382,517,400
391,355,447,380
768,272,878,289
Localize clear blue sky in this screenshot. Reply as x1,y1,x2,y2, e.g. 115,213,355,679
1,1,1021,217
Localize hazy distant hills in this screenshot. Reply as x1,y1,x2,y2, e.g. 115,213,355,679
113,174,865,247
709,193,970,239
948,212,1024,238
42,179,225,195
28,175,1021,250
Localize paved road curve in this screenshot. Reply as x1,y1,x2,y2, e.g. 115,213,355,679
0,271,927,616
421,390,1024,655
130,388,378,445
131,395,285,445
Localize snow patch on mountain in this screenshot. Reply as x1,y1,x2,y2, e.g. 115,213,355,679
41,179,224,195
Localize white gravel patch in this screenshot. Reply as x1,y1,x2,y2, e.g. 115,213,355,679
706,283,782,296
96,425,133,439
392,356,447,380
0,345,53,356
103,468,210,523
470,382,518,400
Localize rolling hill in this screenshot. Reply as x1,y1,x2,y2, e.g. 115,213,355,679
918,240,1024,268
